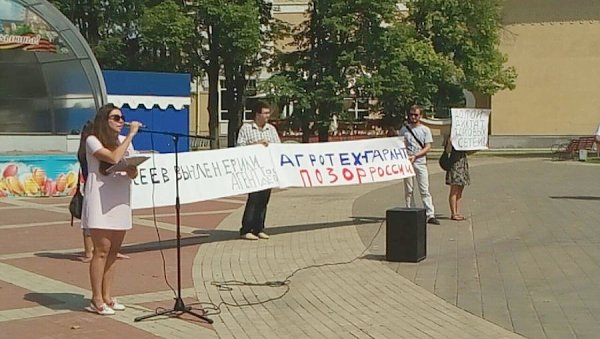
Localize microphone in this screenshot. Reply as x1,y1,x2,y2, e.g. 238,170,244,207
124,121,146,129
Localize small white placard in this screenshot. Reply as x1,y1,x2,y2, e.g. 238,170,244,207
450,108,491,151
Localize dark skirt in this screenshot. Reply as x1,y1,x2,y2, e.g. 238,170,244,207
445,151,470,186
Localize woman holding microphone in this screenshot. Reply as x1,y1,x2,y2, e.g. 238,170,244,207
81,103,142,315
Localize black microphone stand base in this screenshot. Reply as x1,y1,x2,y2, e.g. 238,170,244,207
134,297,213,323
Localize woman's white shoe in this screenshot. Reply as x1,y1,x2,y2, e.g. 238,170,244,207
107,298,126,311
85,302,115,315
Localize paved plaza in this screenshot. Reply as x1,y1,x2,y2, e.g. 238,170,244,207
0,156,598,338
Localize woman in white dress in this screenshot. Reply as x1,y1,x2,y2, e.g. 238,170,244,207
81,103,142,315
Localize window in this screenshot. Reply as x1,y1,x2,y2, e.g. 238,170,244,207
346,97,369,120
219,79,259,121
280,102,294,118
219,80,229,121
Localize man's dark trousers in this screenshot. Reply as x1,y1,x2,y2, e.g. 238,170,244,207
240,189,271,235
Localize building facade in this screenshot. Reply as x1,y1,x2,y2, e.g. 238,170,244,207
493,0,600,137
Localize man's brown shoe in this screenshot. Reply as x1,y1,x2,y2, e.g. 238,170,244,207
427,218,440,225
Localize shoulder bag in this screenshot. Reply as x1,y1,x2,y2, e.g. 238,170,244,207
438,150,453,171
68,173,83,226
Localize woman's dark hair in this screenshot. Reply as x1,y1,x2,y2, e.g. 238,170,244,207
92,103,122,175
92,103,121,151
77,120,94,180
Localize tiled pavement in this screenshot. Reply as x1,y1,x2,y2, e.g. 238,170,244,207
0,198,242,338
1,157,599,338
354,158,600,339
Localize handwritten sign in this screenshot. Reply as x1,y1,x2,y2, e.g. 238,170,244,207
131,145,277,209
269,138,413,188
450,108,491,151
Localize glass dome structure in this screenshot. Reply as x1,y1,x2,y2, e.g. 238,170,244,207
0,0,105,134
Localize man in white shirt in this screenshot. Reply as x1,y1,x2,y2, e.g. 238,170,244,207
237,101,281,240
399,105,440,225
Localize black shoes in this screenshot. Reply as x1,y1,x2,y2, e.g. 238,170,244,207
427,217,440,225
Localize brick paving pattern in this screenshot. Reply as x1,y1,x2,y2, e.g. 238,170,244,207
0,157,598,338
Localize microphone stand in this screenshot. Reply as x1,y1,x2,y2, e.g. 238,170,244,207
133,128,213,324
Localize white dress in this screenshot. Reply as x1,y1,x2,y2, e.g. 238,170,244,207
81,135,133,230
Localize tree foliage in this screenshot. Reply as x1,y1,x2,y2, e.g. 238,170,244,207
138,1,194,72
190,0,280,148
50,0,517,145
372,24,461,123
266,0,402,141
407,0,517,112
50,0,193,71
266,0,517,139
51,0,279,149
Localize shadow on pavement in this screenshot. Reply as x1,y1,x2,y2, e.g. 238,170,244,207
549,195,600,200
33,252,86,262
24,292,88,311
361,254,387,262
32,217,381,260
192,216,379,238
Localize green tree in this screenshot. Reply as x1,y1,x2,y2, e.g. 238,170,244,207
267,0,401,142
261,74,313,142
266,0,516,137
191,0,281,148
220,0,269,147
407,0,517,115
369,24,461,125
51,0,221,145
50,0,194,72
138,1,194,72
187,0,223,149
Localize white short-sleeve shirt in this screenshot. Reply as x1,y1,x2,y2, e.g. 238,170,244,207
399,124,433,165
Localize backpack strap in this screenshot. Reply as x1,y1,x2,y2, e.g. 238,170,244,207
404,123,425,149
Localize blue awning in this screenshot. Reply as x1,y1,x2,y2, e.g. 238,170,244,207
102,70,191,153
103,70,190,97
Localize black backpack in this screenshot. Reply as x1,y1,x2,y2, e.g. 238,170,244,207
69,121,94,225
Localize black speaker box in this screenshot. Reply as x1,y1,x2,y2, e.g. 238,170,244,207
386,207,426,262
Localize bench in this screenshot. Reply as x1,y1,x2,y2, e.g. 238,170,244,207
579,136,600,158
551,136,597,160
578,136,596,152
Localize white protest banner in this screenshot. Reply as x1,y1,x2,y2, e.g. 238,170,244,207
269,137,414,188
131,145,277,209
450,108,491,151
